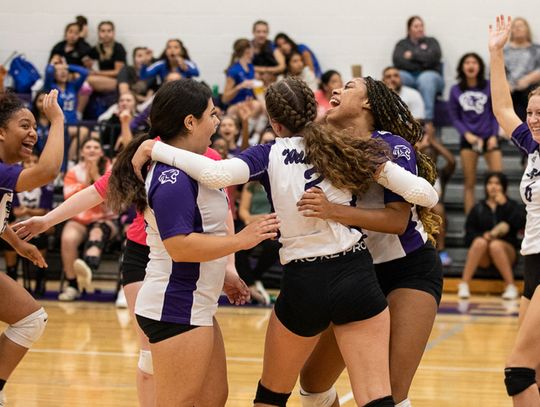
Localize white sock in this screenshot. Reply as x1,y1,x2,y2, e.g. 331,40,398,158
395,399,412,407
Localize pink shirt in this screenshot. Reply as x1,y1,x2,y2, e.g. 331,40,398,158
93,147,222,246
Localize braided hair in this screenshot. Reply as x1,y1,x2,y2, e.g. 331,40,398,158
266,77,389,195
364,76,441,240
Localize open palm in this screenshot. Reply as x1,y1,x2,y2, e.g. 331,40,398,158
489,15,512,52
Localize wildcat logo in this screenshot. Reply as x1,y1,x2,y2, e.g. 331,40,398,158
459,91,488,114
158,169,180,185
393,145,411,161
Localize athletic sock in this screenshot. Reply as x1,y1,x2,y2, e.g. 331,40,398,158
67,278,79,290
0,379,6,391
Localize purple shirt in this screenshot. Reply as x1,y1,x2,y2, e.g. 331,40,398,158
0,162,23,234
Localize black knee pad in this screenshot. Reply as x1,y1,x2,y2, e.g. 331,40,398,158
253,381,291,406
505,367,536,396
83,255,101,270
364,396,395,407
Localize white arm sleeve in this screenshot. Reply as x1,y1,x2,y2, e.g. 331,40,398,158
377,161,439,208
151,141,250,189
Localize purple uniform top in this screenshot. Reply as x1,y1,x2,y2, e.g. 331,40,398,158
0,162,23,234
136,162,229,325
359,131,428,264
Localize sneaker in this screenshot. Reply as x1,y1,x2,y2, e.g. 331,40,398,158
115,287,128,308
255,280,271,305
73,259,94,294
439,251,453,267
502,284,519,300
458,282,470,299
0,390,5,406
58,286,80,301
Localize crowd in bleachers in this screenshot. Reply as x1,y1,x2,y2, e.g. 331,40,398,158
1,13,539,303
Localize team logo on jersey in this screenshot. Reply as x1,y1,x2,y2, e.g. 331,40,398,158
458,91,488,114
158,169,180,185
393,145,411,160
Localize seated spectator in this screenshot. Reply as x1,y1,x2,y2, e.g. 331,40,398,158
222,39,256,106
251,20,285,83
117,47,156,102
140,39,199,83
284,50,318,91
458,172,526,300
392,15,444,129
58,138,117,301
83,21,127,94
417,130,456,266
217,116,242,157
382,66,425,120
97,91,137,153
504,17,540,121
237,181,281,304
49,22,91,67
75,15,88,41
314,69,342,121
274,32,322,78
448,52,501,213
1,152,54,296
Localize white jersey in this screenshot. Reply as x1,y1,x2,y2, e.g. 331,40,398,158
237,137,362,264
511,123,540,255
136,162,228,325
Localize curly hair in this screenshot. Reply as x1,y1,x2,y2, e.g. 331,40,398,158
364,76,441,241
266,77,389,195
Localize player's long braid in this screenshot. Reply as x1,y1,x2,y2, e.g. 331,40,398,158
267,77,389,195
364,76,441,241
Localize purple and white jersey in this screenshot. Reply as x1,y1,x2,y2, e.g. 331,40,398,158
0,162,23,234
237,137,362,264
359,131,427,264
13,183,54,222
511,123,540,255
136,162,229,325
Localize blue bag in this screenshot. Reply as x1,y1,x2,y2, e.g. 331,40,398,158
9,55,41,93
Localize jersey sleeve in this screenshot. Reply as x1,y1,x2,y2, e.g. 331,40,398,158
0,163,23,191
148,168,199,240
511,122,538,155
236,143,272,181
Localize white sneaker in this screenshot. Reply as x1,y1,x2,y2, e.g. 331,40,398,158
58,286,80,301
0,390,5,406
502,284,519,300
115,287,127,308
458,282,470,299
255,280,271,305
73,259,94,293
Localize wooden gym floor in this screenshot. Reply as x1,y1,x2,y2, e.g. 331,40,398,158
0,293,519,406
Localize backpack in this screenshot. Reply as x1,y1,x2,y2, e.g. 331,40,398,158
9,55,41,93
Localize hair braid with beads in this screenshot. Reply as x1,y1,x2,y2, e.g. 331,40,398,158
265,77,389,194
364,76,441,241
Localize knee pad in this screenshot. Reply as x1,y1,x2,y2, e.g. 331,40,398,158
4,307,48,348
364,396,395,407
299,386,337,407
504,367,536,396
253,381,291,407
83,255,101,270
137,349,154,375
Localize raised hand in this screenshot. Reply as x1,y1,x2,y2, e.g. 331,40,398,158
489,15,512,52
42,89,64,123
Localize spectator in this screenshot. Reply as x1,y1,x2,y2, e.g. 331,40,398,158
75,15,88,41
274,32,322,78
83,21,127,94
140,39,199,83
222,39,256,106
251,20,286,82
458,172,526,300
58,138,117,301
2,152,54,297
97,91,138,154
504,17,540,121
314,69,342,120
284,50,318,91
49,22,92,67
382,66,425,120
448,52,501,213
392,15,444,129
217,116,241,157
117,47,156,102
211,136,228,159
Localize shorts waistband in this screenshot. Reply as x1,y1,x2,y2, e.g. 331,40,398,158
292,239,367,264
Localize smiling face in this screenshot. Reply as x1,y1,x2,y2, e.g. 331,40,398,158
253,23,269,46
325,78,370,128
80,139,104,162
527,95,540,143
0,108,38,163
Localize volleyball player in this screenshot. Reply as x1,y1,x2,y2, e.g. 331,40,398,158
130,77,440,406
489,15,540,406
0,90,64,405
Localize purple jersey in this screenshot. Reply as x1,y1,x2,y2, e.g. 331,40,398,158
136,163,229,325
0,162,23,234
359,131,428,263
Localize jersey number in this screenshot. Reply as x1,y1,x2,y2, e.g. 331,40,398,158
304,167,324,191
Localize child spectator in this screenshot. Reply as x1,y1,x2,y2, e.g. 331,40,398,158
284,50,318,91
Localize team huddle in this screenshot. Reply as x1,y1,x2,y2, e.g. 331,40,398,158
0,15,540,407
